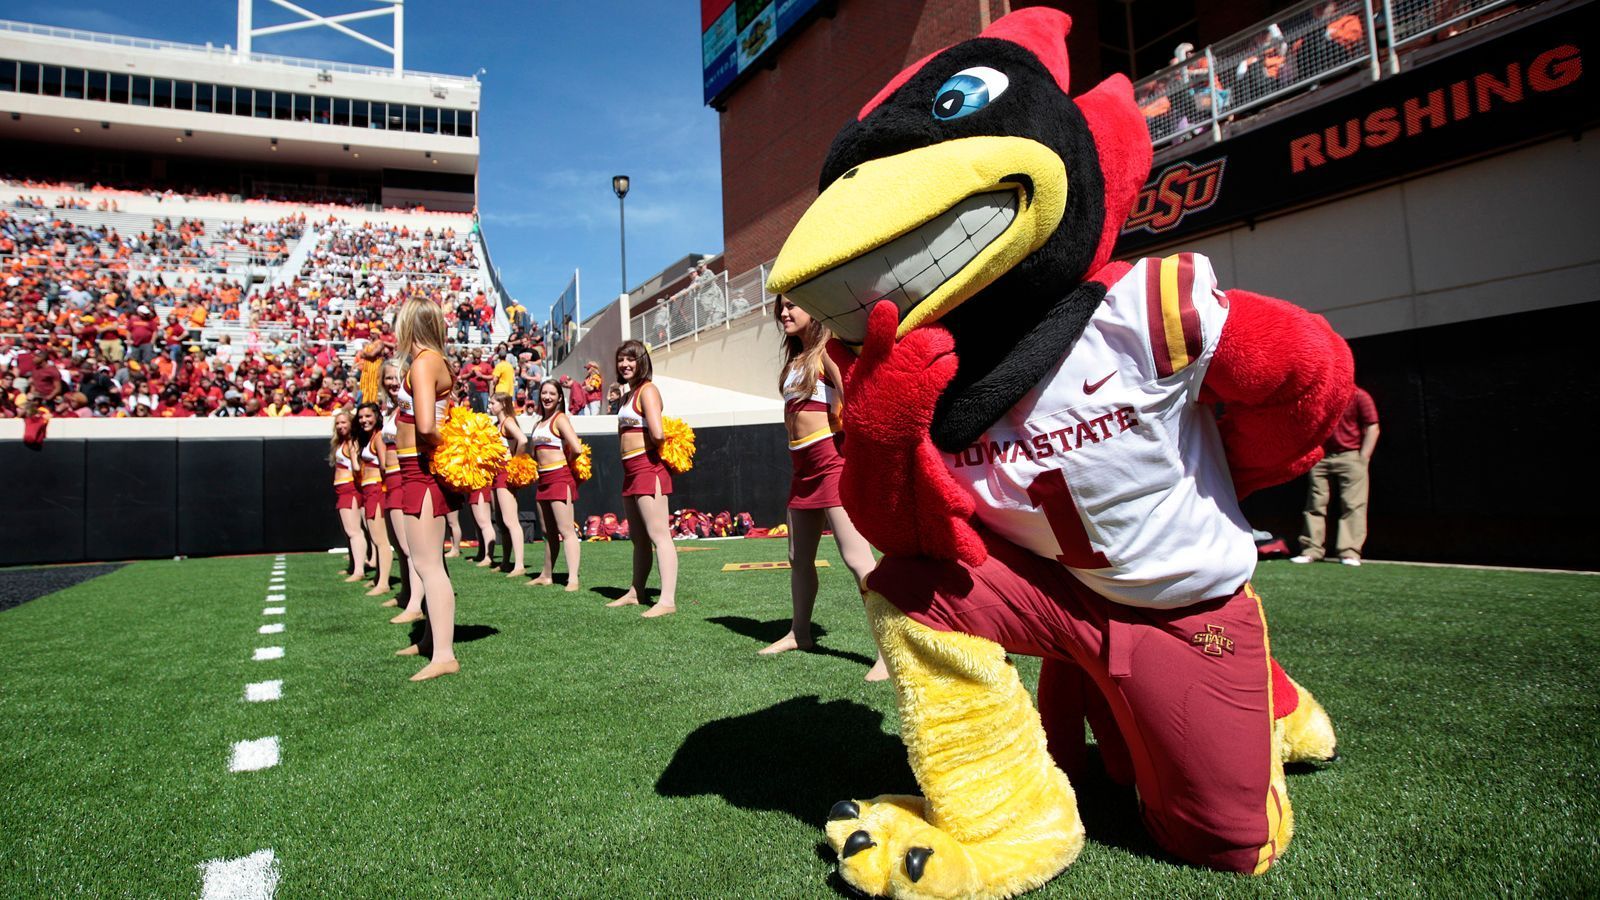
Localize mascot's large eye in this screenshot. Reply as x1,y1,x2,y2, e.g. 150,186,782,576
931,67,1009,121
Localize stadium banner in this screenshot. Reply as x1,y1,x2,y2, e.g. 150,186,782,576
702,0,824,105
1116,2,1596,255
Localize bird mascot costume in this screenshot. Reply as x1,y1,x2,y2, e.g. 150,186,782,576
767,9,1348,899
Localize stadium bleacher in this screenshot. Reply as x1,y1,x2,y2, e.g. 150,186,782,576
1,178,512,420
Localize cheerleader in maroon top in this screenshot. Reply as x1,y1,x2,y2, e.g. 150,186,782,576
331,409,369,583
355,402,394,598
763,297,885,680
379,360,412,610
525,379,583,592
608,340,679,617
488,392,528,577
392,297,462,681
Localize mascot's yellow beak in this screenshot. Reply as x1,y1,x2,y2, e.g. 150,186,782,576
767,135,1067,347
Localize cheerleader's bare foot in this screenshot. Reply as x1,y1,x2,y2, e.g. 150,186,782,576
475,557,494,568
389,609,425,624
641,603,677,619
444,549,461,559
527,575,553,586
365,585,389,597
759,632,813,655
395,644,420,656
865,656,890,682
380,598,399,608
564,578,581,593
343,573,366,583
410,658,459,681
605,592,641,608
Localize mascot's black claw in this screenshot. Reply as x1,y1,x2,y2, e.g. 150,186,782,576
842,830,876,859
904,847,933,882
829,800,861,822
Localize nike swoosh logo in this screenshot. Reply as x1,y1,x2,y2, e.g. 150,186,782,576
1083,371,1116,394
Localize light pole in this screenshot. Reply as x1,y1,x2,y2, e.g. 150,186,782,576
612,175,630,297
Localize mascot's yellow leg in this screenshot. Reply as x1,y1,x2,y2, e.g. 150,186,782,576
825,592,1084,900
1278,675,1339,765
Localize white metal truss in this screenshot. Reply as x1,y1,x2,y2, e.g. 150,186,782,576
237,0,405,74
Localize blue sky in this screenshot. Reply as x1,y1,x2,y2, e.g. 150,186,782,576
10,0,724,320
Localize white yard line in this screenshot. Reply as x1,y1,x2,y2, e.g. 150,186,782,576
262,607,285,616
258,623,284,635
244,680,282,702
199,848,278,900
228,737,280,772
253,646,284,661
265,593,286,601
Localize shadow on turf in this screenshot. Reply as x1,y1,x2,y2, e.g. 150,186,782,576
658,696,1179,872
590,586,658,602
706,616,876,667
656,695,915,827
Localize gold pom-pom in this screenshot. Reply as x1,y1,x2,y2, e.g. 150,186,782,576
660,416,696,474
572,442,593,482
505,455,539,489
430,407,510,492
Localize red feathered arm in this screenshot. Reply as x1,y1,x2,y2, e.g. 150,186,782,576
1199,290,1354,498
829,302,987,566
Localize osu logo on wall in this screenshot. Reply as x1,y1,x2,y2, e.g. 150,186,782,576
1123,158,1226,235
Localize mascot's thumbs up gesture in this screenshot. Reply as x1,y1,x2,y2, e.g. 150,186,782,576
769,9,1347,899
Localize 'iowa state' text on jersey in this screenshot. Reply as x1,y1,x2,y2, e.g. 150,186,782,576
942,253,1257,609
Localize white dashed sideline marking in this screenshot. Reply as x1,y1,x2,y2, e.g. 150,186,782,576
262,607,285,616
229,737,280,772
244,680,282,702
266,593,286,601
269,577,284,583
199,848,278,900
253,646,284,661
259,623,284,635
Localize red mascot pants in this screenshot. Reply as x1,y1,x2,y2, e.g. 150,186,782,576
867,530,1286,874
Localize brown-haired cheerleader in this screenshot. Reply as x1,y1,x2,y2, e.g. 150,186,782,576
525,379,582,592
355,402,394,598
394,295,461,681
488,392,528,577
609,339,678,617
379,360,412,610
331,409,368,583
764,298,886,680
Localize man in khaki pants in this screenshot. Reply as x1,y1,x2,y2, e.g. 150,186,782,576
1293,386,1379,566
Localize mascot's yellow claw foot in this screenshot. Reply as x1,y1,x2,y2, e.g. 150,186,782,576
829,595,1086,899
825,795,982,899
1279,675,1339,764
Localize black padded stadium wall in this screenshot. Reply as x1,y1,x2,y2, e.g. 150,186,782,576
1240,302,1599,571
0,424,793,566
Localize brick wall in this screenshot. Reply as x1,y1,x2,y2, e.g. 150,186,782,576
715,0,1107,275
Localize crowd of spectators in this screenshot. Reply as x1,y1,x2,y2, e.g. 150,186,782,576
1,192,509,423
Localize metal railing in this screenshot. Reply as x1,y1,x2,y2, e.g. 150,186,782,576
629,262,778,351
0,18,478,85
1134,0,1518,147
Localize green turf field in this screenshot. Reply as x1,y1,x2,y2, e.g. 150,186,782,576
2,543,1597,898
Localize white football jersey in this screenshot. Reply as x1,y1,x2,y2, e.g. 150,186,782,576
942,253,1255,608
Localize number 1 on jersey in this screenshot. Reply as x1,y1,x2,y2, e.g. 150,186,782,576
1025,469,1111,568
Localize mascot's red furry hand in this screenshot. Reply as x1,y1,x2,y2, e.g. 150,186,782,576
830,301,987,566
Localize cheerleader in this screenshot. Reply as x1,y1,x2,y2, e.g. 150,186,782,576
379,361,413,611
763,297,885,681
331,409,368,583
525,379,582,591
609,340,678,618
488,392,528,577
355,402,394,598
467,467,499,569
393,296,461,681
